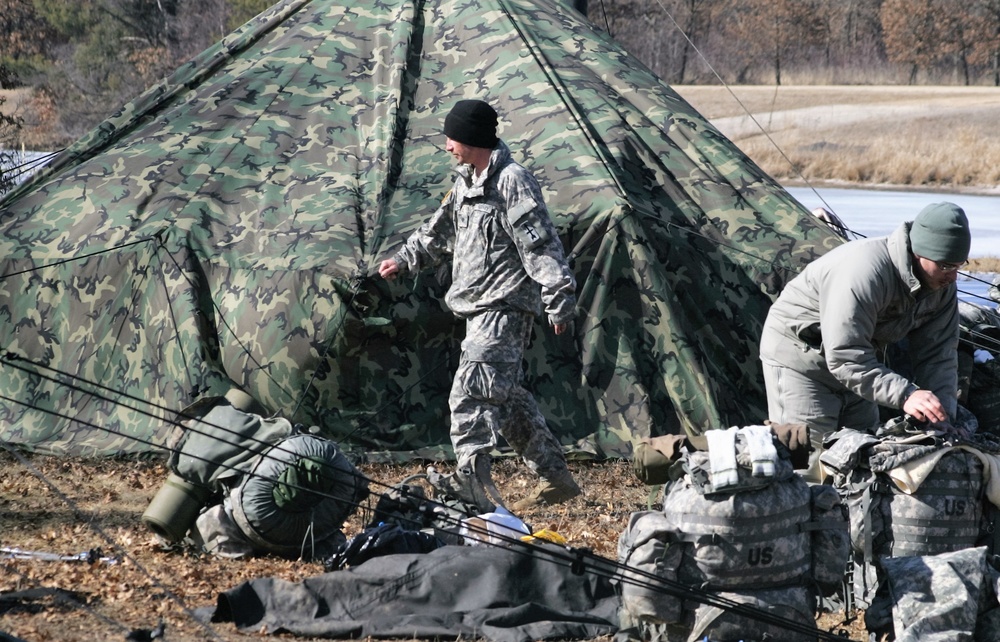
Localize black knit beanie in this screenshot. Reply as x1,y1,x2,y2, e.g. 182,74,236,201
444,100,499,149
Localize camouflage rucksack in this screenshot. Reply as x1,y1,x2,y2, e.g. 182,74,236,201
968,357,1000,433
821,423,987,615
958,301,1000,433
618,426,849,641
874,546,995,641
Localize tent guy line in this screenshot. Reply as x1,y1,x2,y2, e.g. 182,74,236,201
5,209,994,413
642,0,838,217
0,206,810,441
0,0,977,636
0,350,474,515
967,326,1000,353
158,229,454,431
0,235,155,281
0,435,853,641
653,209,994,306
154,239,300,404
0,151,62,191
154,237,199,397
0,440,226,641
0,0,979,461
0,355,853,640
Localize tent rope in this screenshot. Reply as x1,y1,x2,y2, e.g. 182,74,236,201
0,349,456,510
596,0,997,303
0,370,856,641
0,236,154,281
153,233,199,397
495,0,633,208
2,209,997,462
641,0,838,216
654,212,996,306
26,237,157,439
155,242,299,405
0,150,62,193
0,440,226,640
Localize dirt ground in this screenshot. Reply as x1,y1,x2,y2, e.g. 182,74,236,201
0,451,866,641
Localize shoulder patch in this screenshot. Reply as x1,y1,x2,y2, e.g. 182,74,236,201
507,197,550,250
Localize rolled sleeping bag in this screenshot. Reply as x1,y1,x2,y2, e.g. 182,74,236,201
231,434,369,557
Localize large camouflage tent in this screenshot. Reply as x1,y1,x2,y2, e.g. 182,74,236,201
0,0,840,460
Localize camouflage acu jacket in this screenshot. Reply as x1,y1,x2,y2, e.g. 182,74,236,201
393,141,576,325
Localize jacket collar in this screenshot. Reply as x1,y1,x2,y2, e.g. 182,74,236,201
888,221,923,296
454,140,510,186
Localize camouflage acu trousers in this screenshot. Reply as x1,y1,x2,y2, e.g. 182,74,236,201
449,309,569,478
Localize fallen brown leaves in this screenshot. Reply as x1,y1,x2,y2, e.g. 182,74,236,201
0,452,864,641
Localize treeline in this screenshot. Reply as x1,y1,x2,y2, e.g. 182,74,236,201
599,0,1000,86
2,0,1000,152
0,0,273,148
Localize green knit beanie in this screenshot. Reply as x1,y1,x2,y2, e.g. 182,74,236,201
909,202,971,263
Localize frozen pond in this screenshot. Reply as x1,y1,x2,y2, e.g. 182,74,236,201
785,185,1000,306
785,185,1000,259
0,149,54,189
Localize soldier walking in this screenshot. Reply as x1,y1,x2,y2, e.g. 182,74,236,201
379,99,580,512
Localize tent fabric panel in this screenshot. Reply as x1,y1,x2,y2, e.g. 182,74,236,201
0,0,844,458
0,247,232,455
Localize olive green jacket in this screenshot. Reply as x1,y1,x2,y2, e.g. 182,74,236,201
760,222,960,418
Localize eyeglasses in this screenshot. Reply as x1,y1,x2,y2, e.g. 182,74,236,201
915,255,968,273
934,260,968,273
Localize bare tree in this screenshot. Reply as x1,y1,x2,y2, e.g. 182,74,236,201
971,0,1000,85
934,5,984,85
717,0,826,85
881,0,955,83
824,0,887,75
661,0,720,83
0,0,58,87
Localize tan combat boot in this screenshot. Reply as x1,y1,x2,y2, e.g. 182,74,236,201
427,453,504,514
511,469,581,512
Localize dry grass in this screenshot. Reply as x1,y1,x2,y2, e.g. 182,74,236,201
674,85,1000,193
970,258,1000,273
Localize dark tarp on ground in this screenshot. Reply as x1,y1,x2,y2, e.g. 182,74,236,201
203,544,620,641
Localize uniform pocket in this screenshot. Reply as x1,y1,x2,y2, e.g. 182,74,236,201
461,362,515,403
